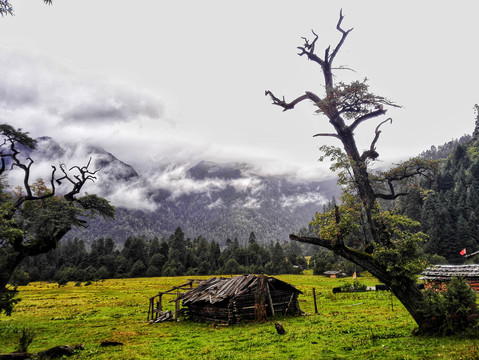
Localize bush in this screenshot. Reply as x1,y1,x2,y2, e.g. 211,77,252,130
15,326,36,353
0,287,21,316
340,280,367,292
418,277,479,335
9,270,30,286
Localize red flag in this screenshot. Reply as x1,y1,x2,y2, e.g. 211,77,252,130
460,248,466,256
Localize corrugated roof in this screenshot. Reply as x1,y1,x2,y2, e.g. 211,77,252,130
420,264,479,280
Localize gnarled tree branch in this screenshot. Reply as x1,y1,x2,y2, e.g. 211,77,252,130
329,9,354,64
57,158,100,201
312,133,340,138
297,30,325,67
350,108,387,131
265,90,321,112
360,118,392,161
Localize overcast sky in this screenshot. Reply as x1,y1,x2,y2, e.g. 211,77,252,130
1,1,479,180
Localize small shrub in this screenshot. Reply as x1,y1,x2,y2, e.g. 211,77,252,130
15,326,36,353
340,280,367,292
0,287,21,316
9,270,30,286
418,277,479,335
57,279,68,287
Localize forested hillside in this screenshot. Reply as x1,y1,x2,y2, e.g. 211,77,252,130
398,132,479,262
11,131,479,286
18,137,340,246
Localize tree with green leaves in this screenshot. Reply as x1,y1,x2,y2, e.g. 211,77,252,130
0,124,115,315
265,11,459,333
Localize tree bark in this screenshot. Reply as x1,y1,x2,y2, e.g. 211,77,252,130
290,234,427,326
266,11,429,329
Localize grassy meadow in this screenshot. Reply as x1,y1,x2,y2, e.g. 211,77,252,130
1,273,479,359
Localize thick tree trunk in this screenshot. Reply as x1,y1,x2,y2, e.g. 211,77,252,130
290,234,427,327
0,227,70,291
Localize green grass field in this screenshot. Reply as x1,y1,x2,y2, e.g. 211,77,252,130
1,273,478,359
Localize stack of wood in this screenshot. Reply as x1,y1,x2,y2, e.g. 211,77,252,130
151,310,173,323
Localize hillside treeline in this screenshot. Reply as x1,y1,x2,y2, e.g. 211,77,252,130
397,135,479,263
12,136,479,286
11,228,320,285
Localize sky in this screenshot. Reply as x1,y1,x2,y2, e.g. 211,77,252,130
1,1,479,181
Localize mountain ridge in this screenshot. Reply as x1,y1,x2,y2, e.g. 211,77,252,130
20,137,340,246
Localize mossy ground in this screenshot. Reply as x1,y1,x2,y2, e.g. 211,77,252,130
1,273,478,359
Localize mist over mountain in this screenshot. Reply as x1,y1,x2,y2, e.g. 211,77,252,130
17,137,340,246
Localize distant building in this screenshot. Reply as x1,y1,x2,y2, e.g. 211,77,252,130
420,264,479,292
323,270,348,278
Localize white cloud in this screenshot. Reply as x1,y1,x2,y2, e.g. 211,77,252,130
280,192,327,208
207,198,225,210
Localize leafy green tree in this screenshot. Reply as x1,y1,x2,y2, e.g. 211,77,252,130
93,266,108,280
208,239,221,271
148,253,166,271
161,260,182,277
167,227,187,271
310,249,336,275
223,258,242,274
248,232,257,245
267,242,291,275
113,255,128,278
0,124,115,315
265,11,453,332
128,260,146,278
146,265,161,277
122,236,148,268
148,237,161,259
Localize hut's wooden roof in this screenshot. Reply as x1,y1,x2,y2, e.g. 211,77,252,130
181,275,301,305
420,264,479,280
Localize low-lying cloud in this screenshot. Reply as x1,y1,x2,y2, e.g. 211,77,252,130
0,47,331,194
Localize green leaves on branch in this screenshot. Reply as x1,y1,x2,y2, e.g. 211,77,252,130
311,194,361,244
316,79,400,120
319,145,354,186
375,157,439,186
0,124,36,150
77,194,115,220
371,211,428,282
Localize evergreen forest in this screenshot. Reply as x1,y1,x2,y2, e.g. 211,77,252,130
9,130,479,286
11,228,311,286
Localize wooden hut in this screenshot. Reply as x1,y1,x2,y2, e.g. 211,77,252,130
323,270,347,278
420,264,479,292
181,274,302,324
